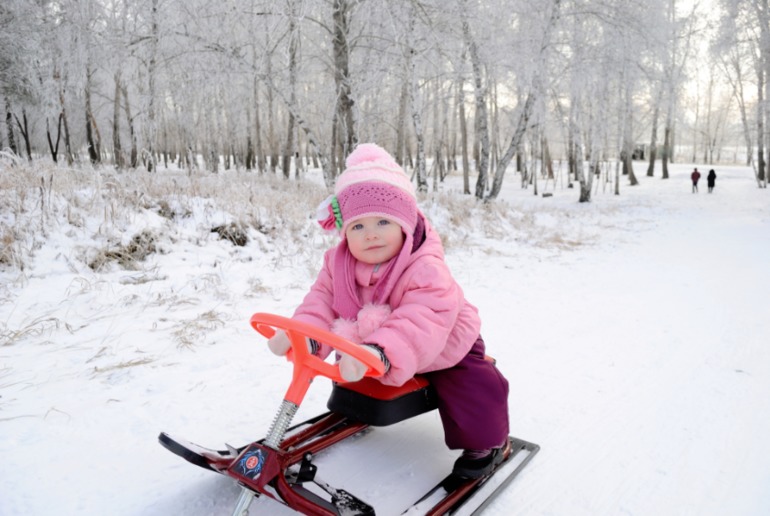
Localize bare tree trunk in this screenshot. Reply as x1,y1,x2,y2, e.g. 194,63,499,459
265,37,278,174
404,6,427,192
121,83,138,168
704,74,714,163
220,91,233,171
569,75,592,202
58,77,74,165
283,0,299,179
3,104,17,158
145,0,159,172
616,47,638,188
446,71,457,176
332,0,357,165
331,109,340,175
661,0,678,179
531,140,538,196
203,107,217,173
662,123,671,179
260,15,279,175
254,77,265,173
439,80,451,182
577,125,592,202
758,69,766,183
567,127,577,186
490,76,500,180
542,135,553,179
582,98,601,202
457,73,470,194
431,78,443,191
408,57,427,192
646,94,661,176
85,66,101,165
760,0,770,185
395,76,409,167
722,52,753,166
245,102,255,170
670,115,677,164
621,105,638,186
463,17,490,199
113,71,124,169
489,92,536,200
13,109,32,160
161,118,170,169
46,113,63,162
621,145,635,188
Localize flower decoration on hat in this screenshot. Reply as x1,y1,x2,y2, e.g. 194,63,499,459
316,195,343,232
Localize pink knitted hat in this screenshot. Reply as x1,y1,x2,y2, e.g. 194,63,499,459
317,143,417,234
317,143,419,319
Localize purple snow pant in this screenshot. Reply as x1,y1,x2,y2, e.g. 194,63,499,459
423,335,510,450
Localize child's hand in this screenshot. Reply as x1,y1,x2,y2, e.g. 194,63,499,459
268,330,320,356
267,330,291,356
339,344,387,382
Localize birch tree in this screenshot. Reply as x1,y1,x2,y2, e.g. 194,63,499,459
0,0,757,192
565,5,594,202
0,0,40,159
486,0,561,201
331,0,358,175
714,3,756,168
282,0,300,179
461,10,490,199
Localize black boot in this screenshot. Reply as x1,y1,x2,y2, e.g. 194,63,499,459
452,440,510,479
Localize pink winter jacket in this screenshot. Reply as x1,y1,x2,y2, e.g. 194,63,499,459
292,217,481,386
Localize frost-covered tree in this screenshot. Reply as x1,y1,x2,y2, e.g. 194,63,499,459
0,0,755,200
713,3,756,169
715,0,768,187
0,0,42,158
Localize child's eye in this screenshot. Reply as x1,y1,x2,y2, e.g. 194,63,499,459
351,223,363,231
378,219,391,226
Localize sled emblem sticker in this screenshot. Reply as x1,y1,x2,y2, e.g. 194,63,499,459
237,447,266,478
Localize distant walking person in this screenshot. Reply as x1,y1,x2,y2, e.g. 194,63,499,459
691,168,701,193
707,169,717,193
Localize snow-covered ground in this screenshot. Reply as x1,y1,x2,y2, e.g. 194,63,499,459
1,160,768,515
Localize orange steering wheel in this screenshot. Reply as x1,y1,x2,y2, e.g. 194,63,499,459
250,313,386,405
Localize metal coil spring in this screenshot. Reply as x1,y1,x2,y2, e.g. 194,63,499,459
264,400,298,449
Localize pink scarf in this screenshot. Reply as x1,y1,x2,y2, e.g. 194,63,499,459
331,215,425,319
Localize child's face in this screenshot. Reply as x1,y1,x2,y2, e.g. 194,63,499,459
345,216,405,265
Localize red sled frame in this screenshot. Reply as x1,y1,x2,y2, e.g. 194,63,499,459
159,313,539,515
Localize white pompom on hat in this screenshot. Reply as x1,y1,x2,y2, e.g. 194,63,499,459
334,143,415,197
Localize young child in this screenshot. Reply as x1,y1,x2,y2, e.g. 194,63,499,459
691,168,701,193
267,143,510,479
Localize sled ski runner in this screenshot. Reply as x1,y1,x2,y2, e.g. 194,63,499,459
159,313,540,515
403,436,539,515
160,423,538,515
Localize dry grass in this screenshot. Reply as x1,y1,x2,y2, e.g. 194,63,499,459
88,229,160,271
0,225,18,268
0,159,592,280
421,191,528,251
90,357,156,375
172,309,228,349
0,160,335,276
1,316,73,347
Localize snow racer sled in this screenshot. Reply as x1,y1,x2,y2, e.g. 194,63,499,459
159,313,539,515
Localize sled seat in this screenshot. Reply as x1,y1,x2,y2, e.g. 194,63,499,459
327,375,437,426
